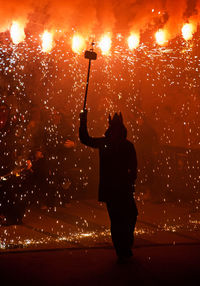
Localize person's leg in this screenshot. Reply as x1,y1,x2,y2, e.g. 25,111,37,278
106,200,137,259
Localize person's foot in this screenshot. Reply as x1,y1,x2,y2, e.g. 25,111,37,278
117,251,133,264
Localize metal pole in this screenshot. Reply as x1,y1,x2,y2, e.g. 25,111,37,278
83,59,91,110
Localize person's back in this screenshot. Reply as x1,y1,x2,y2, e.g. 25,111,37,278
79,109,138,261
98,138,137,201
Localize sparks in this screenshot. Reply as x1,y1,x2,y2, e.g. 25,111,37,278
42,31,53,53
155,29,166,46
99,35,111,55
128,34,140,50
10,21,25,45
72,34,85,54
182,23,194,41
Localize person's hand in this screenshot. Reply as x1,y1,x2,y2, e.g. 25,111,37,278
80,109,88,121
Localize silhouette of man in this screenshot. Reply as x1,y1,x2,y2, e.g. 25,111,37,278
79,109,138,261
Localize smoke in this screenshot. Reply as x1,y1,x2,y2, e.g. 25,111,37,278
0,0,35,32
188,0,200,33
0,0,200,38
163,0,188,40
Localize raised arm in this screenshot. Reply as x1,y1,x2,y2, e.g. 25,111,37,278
79,110,105,148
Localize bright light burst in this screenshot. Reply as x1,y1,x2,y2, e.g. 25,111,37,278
72,34,85,54
42,31,53,53
10,21,25,45
128,34,140,50
182,23,194,41
99,35,111,55
155,29,167,46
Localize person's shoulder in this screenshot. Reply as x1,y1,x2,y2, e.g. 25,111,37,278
125,139,134,147
125,139,136,151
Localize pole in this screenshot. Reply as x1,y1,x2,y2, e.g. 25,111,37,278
83,59,91,110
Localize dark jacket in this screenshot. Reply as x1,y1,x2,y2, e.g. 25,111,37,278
79,114,137,202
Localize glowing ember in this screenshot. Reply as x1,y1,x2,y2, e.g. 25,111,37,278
155,29,166,46
182,23,194,41
99,35,111,55
42,31,53,53
128,34,140,50
72,34,85,54
10,21,25,44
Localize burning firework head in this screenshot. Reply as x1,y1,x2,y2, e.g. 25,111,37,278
10,21,26,44
99,34,112,55
182,23,195,40
72,34,86,54
128,34,140,50
155,29,167,46
42,31,54,53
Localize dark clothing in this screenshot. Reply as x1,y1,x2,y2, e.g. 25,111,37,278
79,119,137,202
79,112,138,258
31,157,49,189
30,157,51,205
107,198,137,258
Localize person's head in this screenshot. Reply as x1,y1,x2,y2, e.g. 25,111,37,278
105,112,127,140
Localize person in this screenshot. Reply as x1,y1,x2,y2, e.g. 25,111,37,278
29,149,51,208
79,109,138,261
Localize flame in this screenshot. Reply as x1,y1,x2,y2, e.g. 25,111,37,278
155,29,167,46
99,35,111,55
42,31,53,53
72,35,85,54
10,21,25,44
182,23,194,41
128,34,140,50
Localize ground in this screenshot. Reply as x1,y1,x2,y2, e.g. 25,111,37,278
0,199,200,285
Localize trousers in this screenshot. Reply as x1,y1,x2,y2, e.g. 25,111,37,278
106,197,138,258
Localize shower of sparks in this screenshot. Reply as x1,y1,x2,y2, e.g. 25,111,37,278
0,23,200,251
10,21,26,44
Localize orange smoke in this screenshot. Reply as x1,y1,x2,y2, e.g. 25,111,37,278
10,21,25,44
42,31,53,53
